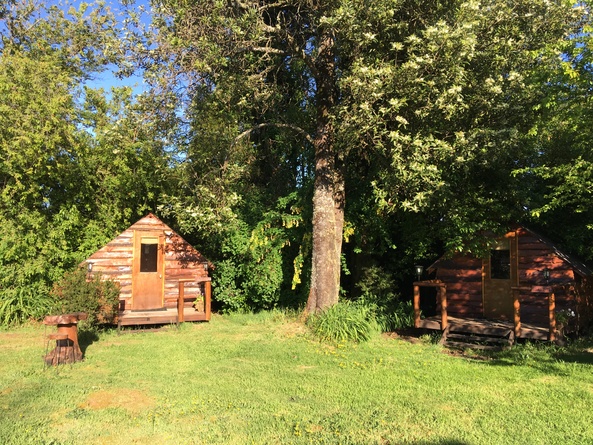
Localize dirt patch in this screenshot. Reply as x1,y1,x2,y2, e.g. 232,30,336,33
80,389,155,414
297,365,316,370
276,321,308,338
382,331,422,344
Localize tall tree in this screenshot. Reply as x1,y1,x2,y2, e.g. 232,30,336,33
133,0,582,312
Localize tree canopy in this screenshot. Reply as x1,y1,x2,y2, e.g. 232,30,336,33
0,0,592,324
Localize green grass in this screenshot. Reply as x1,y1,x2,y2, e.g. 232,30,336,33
1,312,593,444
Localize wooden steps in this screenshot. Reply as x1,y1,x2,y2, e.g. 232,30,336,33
440,323,515,350
117,307,208,327
418,316,550,341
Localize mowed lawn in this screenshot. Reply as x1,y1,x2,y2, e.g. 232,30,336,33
1,312,593,445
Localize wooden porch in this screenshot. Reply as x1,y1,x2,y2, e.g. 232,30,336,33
118,306,210,327
413,280,560,342
417,316,549,341
118,279,211,328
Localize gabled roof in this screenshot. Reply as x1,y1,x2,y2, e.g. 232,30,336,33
86,213,208,265
428,225,592,277
522,227,592,277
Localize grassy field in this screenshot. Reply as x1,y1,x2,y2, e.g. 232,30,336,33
1,311,593,444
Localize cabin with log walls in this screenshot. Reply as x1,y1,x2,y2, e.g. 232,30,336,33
84,213,211,326
427,226,592,333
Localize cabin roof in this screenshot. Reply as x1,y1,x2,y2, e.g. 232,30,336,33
87,213,208,264
428,226,592,277
521,227,592,277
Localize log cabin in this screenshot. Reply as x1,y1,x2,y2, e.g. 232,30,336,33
414,226,592,343
84,213,211,327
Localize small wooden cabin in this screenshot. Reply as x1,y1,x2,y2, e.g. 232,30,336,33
84,213,211,326
415,226,592,340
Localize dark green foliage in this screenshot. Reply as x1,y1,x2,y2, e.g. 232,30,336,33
50,267,120,331
1,0,592,322
0,209,85,326
355,266,415,331
356,266,398,308
307,301,378,343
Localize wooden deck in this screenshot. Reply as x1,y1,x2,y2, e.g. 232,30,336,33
118,307,209,327
417,316,549,341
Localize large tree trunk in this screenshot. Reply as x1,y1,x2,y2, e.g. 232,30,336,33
306,30,344,314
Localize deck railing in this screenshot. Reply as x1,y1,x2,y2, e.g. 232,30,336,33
413,280,447,330
509,286,558,341
177,279,212,323
413,282,558,341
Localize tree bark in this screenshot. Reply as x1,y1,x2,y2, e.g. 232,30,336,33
306,29,344,314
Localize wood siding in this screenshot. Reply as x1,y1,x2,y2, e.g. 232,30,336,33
515,227,574,325
432,227,592,329
434,256,483,318
86,214,210,312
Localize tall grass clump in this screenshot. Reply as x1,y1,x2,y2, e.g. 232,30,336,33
371,300,415,332
0,284,53,326
307,300,377,343
356,265,414,332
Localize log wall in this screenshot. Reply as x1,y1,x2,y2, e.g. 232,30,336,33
434,256,483,318
432,227,591,329
86,214,210,312
515,227,574,325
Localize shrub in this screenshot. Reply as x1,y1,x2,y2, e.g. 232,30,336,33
370,300,415,332
356,266,398,306
50,266,120,331
0,284,54,326
307,301,378,343
355,266,415,332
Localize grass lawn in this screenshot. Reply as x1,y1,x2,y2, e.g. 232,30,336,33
1,311,593,444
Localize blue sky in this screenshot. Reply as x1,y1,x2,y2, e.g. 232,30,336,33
45,0,152,94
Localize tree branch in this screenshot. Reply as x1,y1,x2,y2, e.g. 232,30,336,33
233,123,314,146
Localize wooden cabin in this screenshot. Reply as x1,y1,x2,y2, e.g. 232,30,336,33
415,226,592,342
84,213,211,327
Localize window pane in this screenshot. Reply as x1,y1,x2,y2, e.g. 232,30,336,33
140,243,158,272
490,249,510,279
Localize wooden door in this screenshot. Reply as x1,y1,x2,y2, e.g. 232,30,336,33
132,231,165,310
483,233,518,320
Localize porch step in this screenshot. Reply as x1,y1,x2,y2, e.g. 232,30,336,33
441,324,515,350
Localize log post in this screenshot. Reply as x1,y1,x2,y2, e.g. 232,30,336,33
513,288,521,339
413,284,420,329
549,289,556,342
205,281,212,321
440,285,448,330
178,281,185,323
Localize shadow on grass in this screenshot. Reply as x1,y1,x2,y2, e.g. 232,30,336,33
78,329,100,357
474,338,593,374
555,351,593,365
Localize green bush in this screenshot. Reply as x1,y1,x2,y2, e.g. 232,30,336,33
356,266,398,306
0,284,54,326
307,301,378,343
354,266,415,332
369,300,415,332
50,266,120,331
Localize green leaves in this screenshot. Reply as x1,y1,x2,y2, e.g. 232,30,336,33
306,300,378,343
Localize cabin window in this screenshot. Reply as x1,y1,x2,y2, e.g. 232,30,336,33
490,249,510,279
140,237,159,272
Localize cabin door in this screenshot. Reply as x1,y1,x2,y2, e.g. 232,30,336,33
132,231,165,310
483,233,518,320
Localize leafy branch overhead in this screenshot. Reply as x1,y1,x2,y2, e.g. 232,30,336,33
0,0,592,324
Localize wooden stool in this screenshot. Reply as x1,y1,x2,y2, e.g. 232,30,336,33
44,333,73,368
